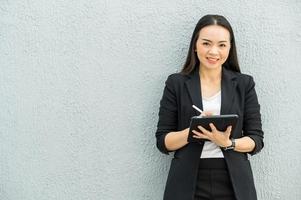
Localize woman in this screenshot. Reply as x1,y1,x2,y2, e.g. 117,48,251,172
155,15,264,200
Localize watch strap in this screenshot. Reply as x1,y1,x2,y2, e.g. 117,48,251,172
223,138,235,151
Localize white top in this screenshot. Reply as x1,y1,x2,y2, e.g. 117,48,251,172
200,90,224,158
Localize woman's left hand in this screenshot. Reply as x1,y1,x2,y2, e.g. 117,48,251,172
192,123,232,147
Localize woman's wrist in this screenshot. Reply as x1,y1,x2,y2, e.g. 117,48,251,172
222,138,236,151
182,128,189,144
224,139,232,148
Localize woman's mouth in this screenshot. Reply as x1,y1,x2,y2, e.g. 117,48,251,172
206,57,219,64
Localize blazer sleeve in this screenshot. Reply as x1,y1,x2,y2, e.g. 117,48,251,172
155,75,178,154
243,76,264,155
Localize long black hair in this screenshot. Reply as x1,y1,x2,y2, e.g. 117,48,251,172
181,14,240,74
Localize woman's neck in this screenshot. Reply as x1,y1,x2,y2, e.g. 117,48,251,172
199,66,222,82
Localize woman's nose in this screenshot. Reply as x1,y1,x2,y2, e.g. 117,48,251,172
208,46,219,55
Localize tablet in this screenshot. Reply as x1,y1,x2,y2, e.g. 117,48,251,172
187,114,239,143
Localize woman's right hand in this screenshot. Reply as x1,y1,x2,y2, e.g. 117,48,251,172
200,111,213,117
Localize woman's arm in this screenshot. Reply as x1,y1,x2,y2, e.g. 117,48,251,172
233,136,255,152
165,111,215,151
164,128,189,151
241,76,264,155
156,75,179,154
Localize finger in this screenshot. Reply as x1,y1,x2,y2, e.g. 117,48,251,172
192,131,209,140
192,130,203,137
201,111,213,117
192,130,207,138
193,135,210,140
209,123,217,132
197,126,211,135
226,126,232,133
225,126,232,137
206,111,213,116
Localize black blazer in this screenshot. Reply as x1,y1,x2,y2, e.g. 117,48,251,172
156,67,264,200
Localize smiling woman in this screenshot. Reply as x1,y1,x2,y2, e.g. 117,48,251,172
155,15,264,200
196,25,232,99
196,25,231,71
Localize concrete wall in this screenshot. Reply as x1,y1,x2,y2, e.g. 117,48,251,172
1,0,300,199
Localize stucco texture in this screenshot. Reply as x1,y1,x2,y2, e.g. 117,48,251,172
0,0,300,199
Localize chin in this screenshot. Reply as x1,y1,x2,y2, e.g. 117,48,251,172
201,63,222,70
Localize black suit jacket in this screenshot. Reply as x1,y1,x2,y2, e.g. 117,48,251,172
156,67,264,200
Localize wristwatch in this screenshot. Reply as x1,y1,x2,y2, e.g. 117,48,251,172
223,138,236,151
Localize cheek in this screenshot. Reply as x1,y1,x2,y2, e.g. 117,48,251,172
196,47,207,58
221,50,230,60
196,52,202,62
195,48,205,59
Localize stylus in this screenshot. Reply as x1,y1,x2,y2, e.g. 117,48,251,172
192,105,203,114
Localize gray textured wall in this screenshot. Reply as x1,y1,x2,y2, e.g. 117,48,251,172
1,1,301,200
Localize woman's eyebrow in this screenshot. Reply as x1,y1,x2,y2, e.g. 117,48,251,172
201,38,228,43
201,38,212,42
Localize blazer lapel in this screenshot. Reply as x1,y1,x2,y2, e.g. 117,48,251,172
185,67,237,115
220,67,237,115
185,68,203,116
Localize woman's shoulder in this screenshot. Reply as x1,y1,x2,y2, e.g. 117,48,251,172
235,72,256,88
165,72,190,84
224,68,255,86
236,72,253,80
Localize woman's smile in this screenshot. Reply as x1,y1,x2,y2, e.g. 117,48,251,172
206,57,220,64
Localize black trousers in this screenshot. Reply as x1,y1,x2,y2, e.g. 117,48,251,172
194,158,236,200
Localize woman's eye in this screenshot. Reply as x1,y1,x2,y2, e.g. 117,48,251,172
220,44,226,47
203,42,210,46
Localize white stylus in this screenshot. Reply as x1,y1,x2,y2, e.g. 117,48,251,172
192,105,203,114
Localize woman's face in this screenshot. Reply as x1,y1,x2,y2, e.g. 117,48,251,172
195,25,231,71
